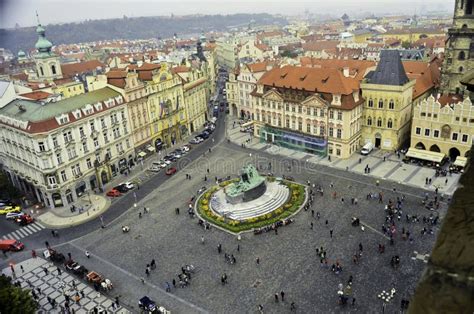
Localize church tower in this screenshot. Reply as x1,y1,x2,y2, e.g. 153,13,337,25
33,14,62,81
440,0,473,96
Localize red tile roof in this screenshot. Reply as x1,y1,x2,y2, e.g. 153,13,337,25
61,60,105,78
438,94,463,107
171,66,191,74
302,40,339,52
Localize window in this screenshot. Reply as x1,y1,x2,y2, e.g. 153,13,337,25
378,99,383,109
113,127,120,139
337,129,342,138
67,147,77,160
329,127,334,137
459,51,465,60
452,132,458,141
434,130,440,138
126,139,131,148
286,119,290,128
40,66,44,76
71,164,81,177
56,153,63,164
291,106,295,112
387,119,393,128
47,176,56,185
336,149,341,156
329,110,334,119
307,124,311,133
82,142,88,153
38,142,45,152
433,114,438,119
298,121,302,131
421,112,426,117
61,170,67,182
86,158,93,169
103,132,108,142
462,134,469,143
455,116,460,121
320,126,325,136
367,117,372,125
298,106,302,113
93,137,99,149
90,121,95,132
377,118,382,127
368,99,373,107
425,128,430,136
337,111,343,120
79,127,85,138
52,136,58,148
51,65,56,75
320,109,325,117
389,100,394,109
63,131,73,143
101,118,106,128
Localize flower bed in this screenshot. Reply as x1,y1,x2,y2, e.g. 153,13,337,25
196,178,306,233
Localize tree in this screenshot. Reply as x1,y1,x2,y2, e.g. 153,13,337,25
0,274,37,313
401,41,411,49
0,172,21,200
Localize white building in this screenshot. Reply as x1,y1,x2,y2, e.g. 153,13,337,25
0,87,134,208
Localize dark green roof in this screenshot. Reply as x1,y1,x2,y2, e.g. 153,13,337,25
0,87,121,123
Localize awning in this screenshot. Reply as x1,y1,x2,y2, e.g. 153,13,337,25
146,145,155,152
453,156,467,168
137,151,147,158
405,148,446,163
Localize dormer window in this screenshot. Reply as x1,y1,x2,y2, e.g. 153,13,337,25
56,114,70,125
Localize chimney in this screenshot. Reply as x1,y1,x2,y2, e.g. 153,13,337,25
343,67,350,77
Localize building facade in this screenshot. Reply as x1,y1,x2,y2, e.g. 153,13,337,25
411,95,473,160
252,66,364,158
0,87,133,208
440,0,474,96
361,50,416,150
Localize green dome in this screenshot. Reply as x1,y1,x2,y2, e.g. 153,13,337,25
34,23,53,53
36,25,45,35
17,50,26,57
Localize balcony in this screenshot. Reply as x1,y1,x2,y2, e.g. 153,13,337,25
46,184,59,191
74,172,83,179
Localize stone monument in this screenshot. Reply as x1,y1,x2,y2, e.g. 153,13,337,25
225,164,266,204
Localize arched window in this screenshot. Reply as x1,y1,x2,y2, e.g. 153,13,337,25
387,119,393,128
459,66,464,73
367,117,372,126
389,99,395,109
378,99,384,109
51,65,56,75
377,118,382,127
40,66,44,76
459,51,465,60
368,99,373,107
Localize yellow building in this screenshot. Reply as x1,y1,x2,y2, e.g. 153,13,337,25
411,95,473,160
361,50,416,150
52,81,85,98
381,28,445,43
144,63,187,149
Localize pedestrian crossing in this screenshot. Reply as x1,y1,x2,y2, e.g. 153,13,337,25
2,222,46,241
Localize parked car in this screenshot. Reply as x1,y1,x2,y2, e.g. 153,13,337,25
114,185,129,193
106,189,121,197
148,165,161,172
172,151,182,159
361,142,374,155
0,206,21,215
120,182,135,190
165,167,177,175
164,154,177,162
181,145,191,153
199,132,209,139
16,214,34,226
5,212,25,220
139,296,157,312
197,186,207,194
0,239,24,252
189,137,202,144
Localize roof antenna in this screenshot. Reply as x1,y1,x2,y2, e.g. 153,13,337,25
36,10,41,25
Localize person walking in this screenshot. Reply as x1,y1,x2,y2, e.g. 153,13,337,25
281,291,285,302
151,259,156,270
274,293,279,302
256,257,260,265
57,267,62,275
85,251,90,258
330,229,333,238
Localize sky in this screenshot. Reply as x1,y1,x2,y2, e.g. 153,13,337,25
0,0,455,29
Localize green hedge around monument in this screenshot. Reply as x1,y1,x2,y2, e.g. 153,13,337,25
196,179,306,233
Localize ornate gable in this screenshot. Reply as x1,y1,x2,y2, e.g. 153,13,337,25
301,94,328,108
262,89,283,101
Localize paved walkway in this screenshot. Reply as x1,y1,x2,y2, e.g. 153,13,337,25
226,117,460,195
2,257,129,313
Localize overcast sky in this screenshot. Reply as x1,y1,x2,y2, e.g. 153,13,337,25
0,0,455,29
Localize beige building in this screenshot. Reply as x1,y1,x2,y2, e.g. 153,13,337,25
251,65,364,158
361,50,416,150
411,95,473,160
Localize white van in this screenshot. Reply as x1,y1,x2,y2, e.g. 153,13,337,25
361,142,374,155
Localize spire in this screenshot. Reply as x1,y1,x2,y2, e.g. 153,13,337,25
34,12,53,55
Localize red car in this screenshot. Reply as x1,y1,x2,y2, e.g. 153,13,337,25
106,189,121,197
165,167,177,175
16,214,34,226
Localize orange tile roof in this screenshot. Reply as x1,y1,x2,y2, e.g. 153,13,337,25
61,60,105,78
438,94,463,107
171,66,191,74
246,61,276,73
258,66,359,95
19,91,52,100
300,58,376,81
